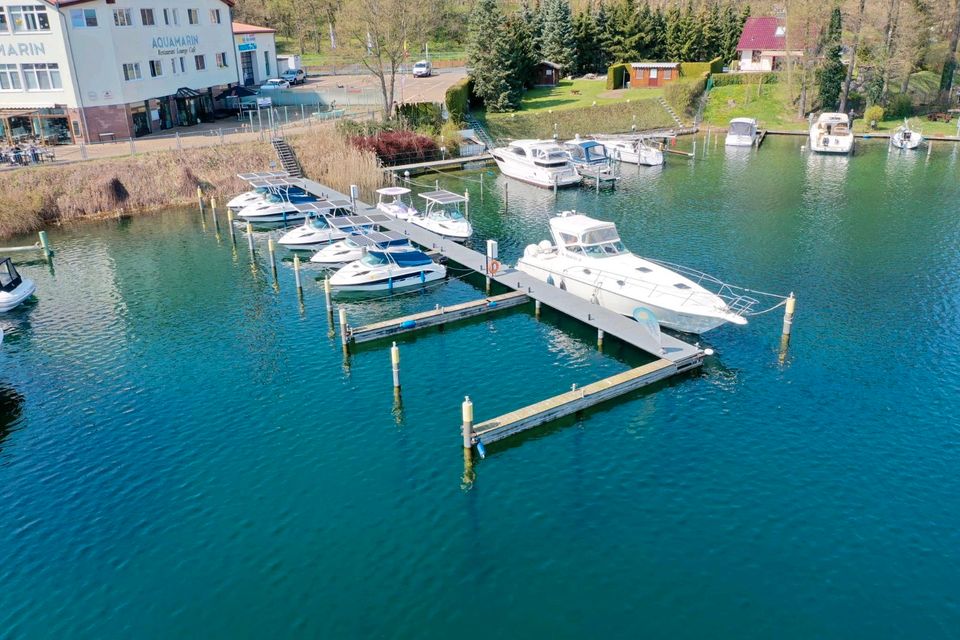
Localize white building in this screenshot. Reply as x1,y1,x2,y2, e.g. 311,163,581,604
0,0,276,144
233,21,275,87
735,16,804,73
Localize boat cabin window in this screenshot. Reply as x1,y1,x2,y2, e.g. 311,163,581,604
585,145,606,161
511,147,527,157
310,216,330,229
673,283,691,290
360,251,390,266
581,227,621,245
0,259,21,291
534,148,569,167
559,232,578,246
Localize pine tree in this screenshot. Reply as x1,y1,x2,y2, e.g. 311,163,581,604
633,1,656,60
512,7,540,88
574,9,601,75
649,5,667,60
720,3,742,63
595,1,613,70
467,0,518,112
541,0,577,74
664,3,684,61
817,7,845,110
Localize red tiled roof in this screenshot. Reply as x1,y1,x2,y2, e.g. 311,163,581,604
232,22,276,35
736,17,785,51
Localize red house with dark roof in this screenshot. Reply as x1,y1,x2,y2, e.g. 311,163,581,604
735,17,804,72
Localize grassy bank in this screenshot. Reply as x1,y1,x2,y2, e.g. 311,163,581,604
483,98,674,141
0,127,382,238
518,79,664,112
702,83,808,131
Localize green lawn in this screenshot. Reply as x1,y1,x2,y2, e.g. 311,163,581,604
518,79,664,112
853,116,959,138
702,83,809,131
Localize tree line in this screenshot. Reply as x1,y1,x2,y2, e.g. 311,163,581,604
468,0,750,112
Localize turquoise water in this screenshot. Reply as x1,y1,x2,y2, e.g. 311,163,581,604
2,136,959,638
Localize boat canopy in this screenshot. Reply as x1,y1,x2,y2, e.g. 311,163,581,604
419,190,467,205
550,213,627,256
237,170,288,181
293,201,349,214
565,140,608,163
729,119,756,136
351,230,408,249
377,187,411,197
362,249,432,266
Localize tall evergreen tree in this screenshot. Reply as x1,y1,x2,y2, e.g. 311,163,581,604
595,1,613,70
664,3,684,61
541,0,577,73
574,9,602,74
817,7,845,110
467,0,519,112
649,5,667,60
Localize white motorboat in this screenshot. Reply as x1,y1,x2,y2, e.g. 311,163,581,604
376,187,418,220
809,112,854,154
725,117,758,147
600,137,664,166
311,230,413,266
237,194,309,223
229,170,291,210
411,190,473,241
490,139,581,188
277,202,358,249
515,212,755,334
329,245,446,292
0,258,36,312
891,119,923,150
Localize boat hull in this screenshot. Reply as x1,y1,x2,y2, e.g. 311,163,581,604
330,264,446,291
516,259,734,334
0,278,36,312
278,226,349,250
725,134,756,147
491,153,581,188
809,132,854,154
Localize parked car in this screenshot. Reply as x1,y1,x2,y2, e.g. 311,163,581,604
412,60,432,78
260,78,290,91
281,68,306,85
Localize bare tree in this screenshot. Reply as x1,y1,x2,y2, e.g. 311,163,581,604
337,0,437,116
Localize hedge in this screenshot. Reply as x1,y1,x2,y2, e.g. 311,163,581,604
711,72,779,87
445,77,471,124
680,56,723,78
485,98,674,140
665,75,708,116
396,102,443,131
606,63,631,90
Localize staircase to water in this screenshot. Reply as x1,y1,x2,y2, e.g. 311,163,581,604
271,138,304,177
463,113,497,149
657,97,686,128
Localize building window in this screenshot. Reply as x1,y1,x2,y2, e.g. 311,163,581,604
265,51,270,76
751,50,761,64
0,8,8,33
663,69,672,80
209,9,221,24
149,59,162,77
0,64,21,91
9,5,51,32
194,54,206,71
140,8,155,26
72,120,81,136
187,8,199,24
70,8,98,27
22,63,61,90
170,56,185,74
123,62,142,81
163,8,179,26
113,8,133,27
649,68,658,79
216,52,228,68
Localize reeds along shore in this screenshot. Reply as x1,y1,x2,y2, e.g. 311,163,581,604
0,127,383,239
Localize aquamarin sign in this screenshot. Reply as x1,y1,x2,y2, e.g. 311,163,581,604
152,34,199,56
0,42,46,57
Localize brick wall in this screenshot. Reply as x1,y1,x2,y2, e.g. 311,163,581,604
80,104,134,142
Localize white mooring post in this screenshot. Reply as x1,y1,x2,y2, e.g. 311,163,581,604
324,275,332,309
338,307,349,347
267,237,277,276
197,186,204,213
391,341,401,390
210,197,220,233
350,184,359,213
226,210,236,245
38,230,52,260
461,396,474,449
293,253,302,296
597,328,604,349
246,222,255,255
535,299,541,319
779,292,797,362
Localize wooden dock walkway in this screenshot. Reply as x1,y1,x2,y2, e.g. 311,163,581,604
347,291,529,344
384,153,494,175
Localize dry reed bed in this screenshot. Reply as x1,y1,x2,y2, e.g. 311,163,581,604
0,126,383,239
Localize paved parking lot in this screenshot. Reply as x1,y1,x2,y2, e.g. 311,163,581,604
295,67,466,105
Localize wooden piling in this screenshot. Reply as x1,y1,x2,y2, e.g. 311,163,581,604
227,210,236,245
391,341,401,390
535,299,541,319
197,186,204,213
779,293,796,363
597,328,604,349
210,198,220,232
323,275,332,309
38,230,51,259
267,237,277,278
461,396,474,449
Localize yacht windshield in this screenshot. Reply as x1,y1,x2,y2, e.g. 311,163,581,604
730,121,754,136
582,241,626,257
267,194,283,203
310,216,330,229
581,227,621,244
360,251,390,266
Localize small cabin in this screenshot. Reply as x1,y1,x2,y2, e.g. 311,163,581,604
533,61,562,87
628,63,681,88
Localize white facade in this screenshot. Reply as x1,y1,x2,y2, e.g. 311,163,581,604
0,0,244,143
233,25,276,87
737,49,802,72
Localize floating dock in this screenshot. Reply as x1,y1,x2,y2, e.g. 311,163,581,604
385,153,494,176
298,178,704,455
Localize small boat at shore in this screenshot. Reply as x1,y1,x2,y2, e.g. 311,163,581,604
277,204,367,250
890,119,923,150
725,117,758,147
0,258,36,312
515,212,755,334
491,140,581,188
809,112,854,155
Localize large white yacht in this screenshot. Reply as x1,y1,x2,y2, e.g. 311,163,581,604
599,137,664,166
411,191,472,241
516,212,754,334
490,140,581,188
725,118,758,147
809,112,854,154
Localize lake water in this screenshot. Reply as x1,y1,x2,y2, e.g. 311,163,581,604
2,136,959,638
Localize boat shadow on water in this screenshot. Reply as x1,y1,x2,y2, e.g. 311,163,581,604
0,382,25,453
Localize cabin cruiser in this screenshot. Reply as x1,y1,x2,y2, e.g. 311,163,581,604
311,230,413,266
725,118,758,147
329,245,446,292
515,212,754,334
490,140,581,188
891,119,922,150
411,191,473,241
564,137,617,182
376,187,418,220
809,112,854,154
600,137,664,166
0,258,36,312
277,205,364,250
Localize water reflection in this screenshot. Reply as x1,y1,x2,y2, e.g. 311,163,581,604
0,382,25,452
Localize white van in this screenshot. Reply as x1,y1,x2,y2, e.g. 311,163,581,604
412,60,432,78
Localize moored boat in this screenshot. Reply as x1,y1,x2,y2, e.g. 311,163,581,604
599,137,664,166
411,191,473,241
890,119,923,150
0,258,36,312
276,202,358,249
809,112,854,155
311,230,413,266
376,187,418,220
725,117,758,147
490,140,581,188
329,245,446,292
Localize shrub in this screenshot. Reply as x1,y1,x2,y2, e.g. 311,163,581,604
445,77,471,124
606,63,631,90
886,93,914,119
439,120,463,155
396,103,443,132
680,57,723,78
711,72,779,87
665,75,708,116
350,130,439,165
864,105,884,128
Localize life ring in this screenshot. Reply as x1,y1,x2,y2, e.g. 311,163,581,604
488,259,501,275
